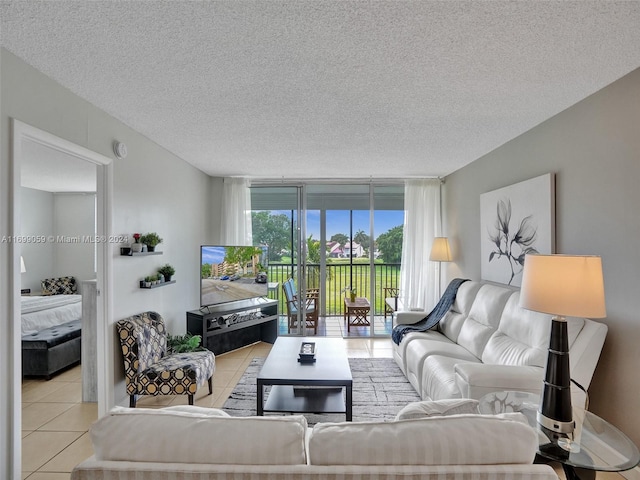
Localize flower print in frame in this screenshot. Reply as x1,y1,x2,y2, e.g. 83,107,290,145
480,173,555,286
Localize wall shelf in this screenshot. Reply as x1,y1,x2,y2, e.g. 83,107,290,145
121,250,163,256
140,280,175,289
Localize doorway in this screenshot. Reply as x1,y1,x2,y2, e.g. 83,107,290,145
9,120,113,477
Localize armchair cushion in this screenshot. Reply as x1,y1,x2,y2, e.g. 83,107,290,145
135,351,215,396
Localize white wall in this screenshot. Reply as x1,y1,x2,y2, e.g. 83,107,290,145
20,187,54,292
444,66,640,445
53,192,97,284
1,48,219,476
21,189,97,292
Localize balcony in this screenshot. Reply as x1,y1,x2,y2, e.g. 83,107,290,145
267,262,400,318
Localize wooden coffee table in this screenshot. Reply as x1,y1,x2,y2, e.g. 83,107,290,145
344,296,371,332
257,337,353,420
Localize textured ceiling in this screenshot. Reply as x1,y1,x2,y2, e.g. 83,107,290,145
3,1,640,180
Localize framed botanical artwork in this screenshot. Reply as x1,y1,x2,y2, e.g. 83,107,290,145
480,173,555,286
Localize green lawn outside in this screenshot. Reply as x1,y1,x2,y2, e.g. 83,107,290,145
268,260,400,316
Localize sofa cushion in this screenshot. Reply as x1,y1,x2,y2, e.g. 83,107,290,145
308,413,537,465
403,334,478,395
438,281,483,342
456,284,513,359
395,398,479,420
483,293,586,367
421,354,479,399
161,405,230,416
91,406,307,465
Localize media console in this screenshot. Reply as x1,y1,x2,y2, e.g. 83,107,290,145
186,297,278,355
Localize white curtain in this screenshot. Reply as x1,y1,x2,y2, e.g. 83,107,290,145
221,177,253,245
399,179,442,311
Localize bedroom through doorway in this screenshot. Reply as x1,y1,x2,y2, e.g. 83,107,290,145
9,120,114,478
20,135,98,469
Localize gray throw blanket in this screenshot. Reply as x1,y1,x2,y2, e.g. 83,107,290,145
391,278,470,345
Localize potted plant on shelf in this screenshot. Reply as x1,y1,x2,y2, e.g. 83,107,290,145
143,276,152,288
140,232,162,252
158,263,175,282
131,233,143,253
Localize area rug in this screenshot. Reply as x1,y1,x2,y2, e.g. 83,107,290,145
222,357,421,423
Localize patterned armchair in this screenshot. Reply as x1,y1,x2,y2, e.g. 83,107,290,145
116,311,215,407
282,278,318,335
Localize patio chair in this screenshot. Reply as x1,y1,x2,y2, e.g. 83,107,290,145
384,287,401,319
282,278,318,335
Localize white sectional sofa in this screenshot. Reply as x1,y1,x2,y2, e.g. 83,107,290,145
71,404,558,480
392,280,608,405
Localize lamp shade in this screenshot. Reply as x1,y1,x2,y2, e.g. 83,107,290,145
429,237,452,262
520,254,606,319
20,256,26,274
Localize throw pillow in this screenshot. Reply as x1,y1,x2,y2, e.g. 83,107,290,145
41,276,77,295
395,398,479,421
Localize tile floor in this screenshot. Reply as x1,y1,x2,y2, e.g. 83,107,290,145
21,336,623,480
281,313,394,337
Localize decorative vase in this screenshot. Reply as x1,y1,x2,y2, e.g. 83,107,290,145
350,292,356,302
131,243,143,253
147,245,155,252
164,275,172,282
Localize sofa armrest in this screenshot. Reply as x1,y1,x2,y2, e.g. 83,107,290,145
393,310,427,326
454,363,544,400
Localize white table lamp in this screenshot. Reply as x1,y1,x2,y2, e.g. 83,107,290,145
429,237,452,298
520,254,606,438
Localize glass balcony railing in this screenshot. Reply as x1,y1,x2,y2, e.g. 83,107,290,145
267,262,400,316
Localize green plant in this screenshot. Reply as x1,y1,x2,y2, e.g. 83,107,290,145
140,232,163,247
158,263,175,277
144,275,153,283
167,333,203,353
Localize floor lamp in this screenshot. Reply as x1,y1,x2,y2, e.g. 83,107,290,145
519,254,606,444
429,237,452,299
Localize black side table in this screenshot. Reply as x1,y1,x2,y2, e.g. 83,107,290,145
478,391,640,480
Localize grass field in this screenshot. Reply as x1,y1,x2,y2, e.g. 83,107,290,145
268,259,400,315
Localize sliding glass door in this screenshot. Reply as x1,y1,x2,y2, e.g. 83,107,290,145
250,185,312,335
251,182,404,337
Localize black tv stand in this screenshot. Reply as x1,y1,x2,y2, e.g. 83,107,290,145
187,297,278,355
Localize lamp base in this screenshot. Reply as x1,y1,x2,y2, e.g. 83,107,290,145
538,411,575,434
538,315,575,435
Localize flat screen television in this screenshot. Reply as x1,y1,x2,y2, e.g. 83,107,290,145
200,245,268,307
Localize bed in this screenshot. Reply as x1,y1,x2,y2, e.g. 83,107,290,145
21,294,82,335
21,291,83,379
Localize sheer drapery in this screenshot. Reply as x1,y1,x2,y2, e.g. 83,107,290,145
221,177,253,245
400,179,441,311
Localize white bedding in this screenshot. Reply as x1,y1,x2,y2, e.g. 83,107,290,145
21,294,82,335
